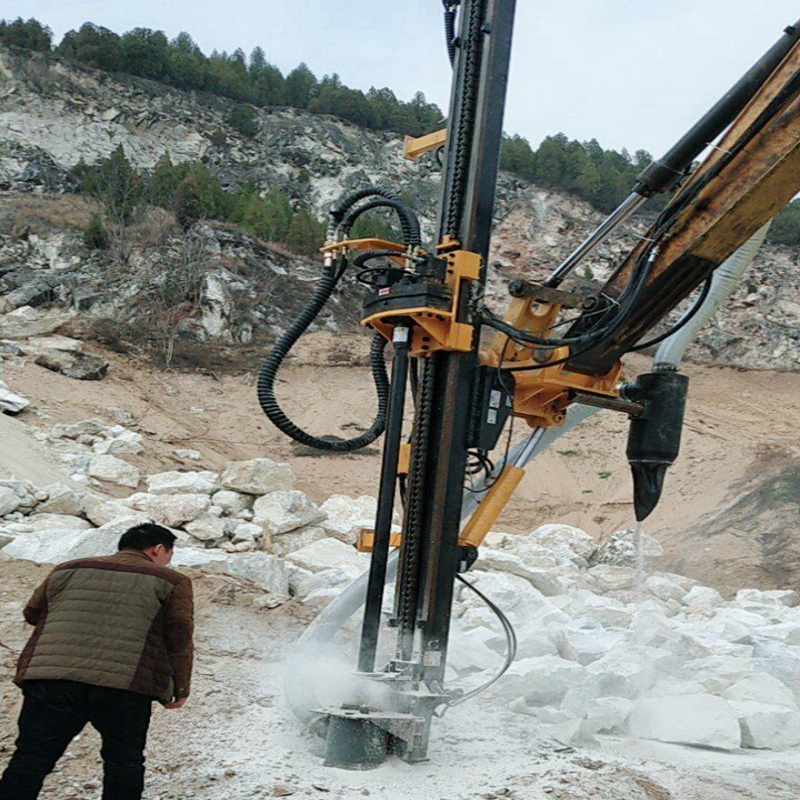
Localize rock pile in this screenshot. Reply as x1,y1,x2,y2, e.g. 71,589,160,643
445,525,800,752
3,451,800,754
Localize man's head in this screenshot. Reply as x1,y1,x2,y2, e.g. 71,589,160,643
118,524,177,566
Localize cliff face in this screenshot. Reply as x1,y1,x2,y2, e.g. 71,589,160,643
1,44,798,370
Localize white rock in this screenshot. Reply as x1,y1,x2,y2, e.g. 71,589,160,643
475,550,564,596
284,537,365,573
253,490,326,534
458,571,545,614
586,646,675,699
679,655,755,693
572,593,633,629
585,564,636,593
495,655,587,704
84,497,150,527
270,525,329,557
589,528,663,568
230,522,264,545
220,458,294,495
528,523,596,560
446,630,502,674
0,381,29,415
3,529,120,563
34,484,85,517
124,493,210,528
736,589,800,608
582,697,632,734
95,516,158,535
0,486,21,516
24,514,93,532
184,515,229,543
645,575,687,604
93,430,143,455
211,489,253,516
731,702,800,749
319,494,379,544
722,674,797,709
173,449,202,461
647,679,708,697
87,455,140,488
171,550,289,595
629,694,741,749
224,552,290,594
51,419,107,439
146,471,220,496
555,627,629,666
683,585,724,612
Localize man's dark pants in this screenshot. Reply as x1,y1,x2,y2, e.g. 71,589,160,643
0,679,152,800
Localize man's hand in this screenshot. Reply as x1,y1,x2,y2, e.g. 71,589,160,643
164,697,188,709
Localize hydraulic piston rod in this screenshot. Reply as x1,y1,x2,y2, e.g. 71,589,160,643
545,18,800,288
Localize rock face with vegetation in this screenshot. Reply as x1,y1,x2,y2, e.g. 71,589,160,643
0,35,798,371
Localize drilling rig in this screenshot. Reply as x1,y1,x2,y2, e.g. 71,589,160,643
258,1,800,769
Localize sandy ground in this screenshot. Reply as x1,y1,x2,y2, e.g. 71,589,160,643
1,333,799,592
3,558,800,800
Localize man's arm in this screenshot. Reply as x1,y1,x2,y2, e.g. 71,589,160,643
163,577,194,701
23,574,51,625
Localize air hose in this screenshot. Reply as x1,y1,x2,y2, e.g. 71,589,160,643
258,187,422,452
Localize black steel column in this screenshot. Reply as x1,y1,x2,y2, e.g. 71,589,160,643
358,327,410,673
392,0,517,687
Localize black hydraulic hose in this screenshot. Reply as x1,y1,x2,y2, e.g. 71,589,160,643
328,187,405,239
443,1,459,67
629,277,712,352
445,574,518,709
257,258,390,452
339,198,422,247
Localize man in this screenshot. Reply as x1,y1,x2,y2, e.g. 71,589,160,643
0,523,194,800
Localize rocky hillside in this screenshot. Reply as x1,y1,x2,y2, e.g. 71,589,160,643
0,43,799,371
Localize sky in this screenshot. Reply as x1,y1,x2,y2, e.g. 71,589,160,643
8,0,800,156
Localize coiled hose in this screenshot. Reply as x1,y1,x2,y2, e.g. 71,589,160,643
258,186,422,452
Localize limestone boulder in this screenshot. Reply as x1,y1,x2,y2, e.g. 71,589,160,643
581,697,632,735
220,458,294,495
23,514,92,532
211,489,253,517
284,537,365,574
3,529,120,563
589,528,663,569
585,564,637,594
628,694,741,749
184,514,230,543
318,494,380,544
92,430,143,455
495,655,587,703
731,701,800,749
33,484,85,517
270,525,329,557
0,486,21,516
0,380,29,415
253,490,326,534
146,471,220,496
475,549,566,596
528,523,596,560
123,492,210,528
87,455,140,488
722,673,797,709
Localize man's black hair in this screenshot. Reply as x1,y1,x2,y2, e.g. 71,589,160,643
118,524,177,553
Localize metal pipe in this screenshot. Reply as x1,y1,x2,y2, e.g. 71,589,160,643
357,327,410,673
545,191,648,287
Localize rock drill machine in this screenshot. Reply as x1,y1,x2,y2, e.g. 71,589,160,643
258,0,800,769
